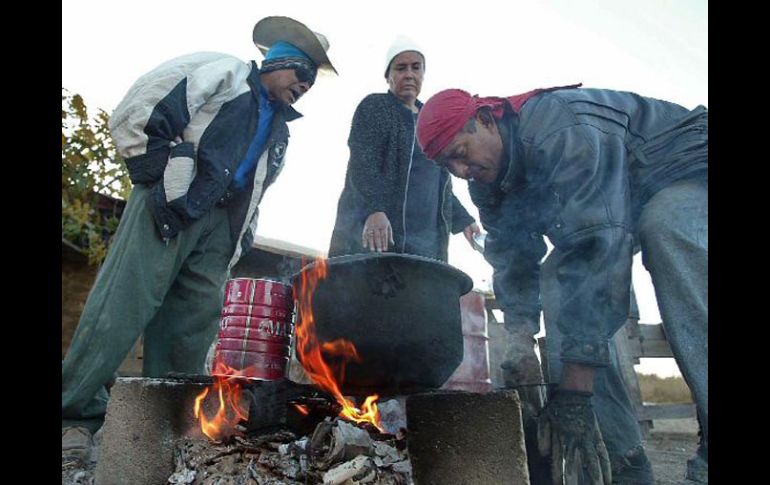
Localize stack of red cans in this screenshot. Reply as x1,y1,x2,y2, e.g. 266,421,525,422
212,278,295,381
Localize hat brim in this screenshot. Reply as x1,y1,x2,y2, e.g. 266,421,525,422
253,16,337,74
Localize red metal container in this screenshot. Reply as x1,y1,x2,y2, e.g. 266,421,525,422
213,351,290,381
219,316,294,345
220,303,294,321
217,338,290,354
224,278,293,306
213,278,295,380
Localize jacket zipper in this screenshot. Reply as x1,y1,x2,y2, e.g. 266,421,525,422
440,176,450,236
402,121,416,252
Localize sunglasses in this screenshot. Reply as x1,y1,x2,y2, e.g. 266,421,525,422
294,64,317,86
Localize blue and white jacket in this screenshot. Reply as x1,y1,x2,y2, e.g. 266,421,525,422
109,52,301,268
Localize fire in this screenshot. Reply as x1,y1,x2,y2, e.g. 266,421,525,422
295,257,384,432
293,404,310,416
194,361,249,441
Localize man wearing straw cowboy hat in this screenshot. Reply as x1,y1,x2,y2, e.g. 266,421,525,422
62,16,336,456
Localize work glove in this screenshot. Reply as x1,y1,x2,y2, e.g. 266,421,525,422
537,390,612,485
500,323,544,387
499,323,551,483
499,322,547,474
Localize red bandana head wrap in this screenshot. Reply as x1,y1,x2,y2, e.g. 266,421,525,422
416,84,582,160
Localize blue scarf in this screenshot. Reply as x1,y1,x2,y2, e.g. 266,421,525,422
233,85,276,189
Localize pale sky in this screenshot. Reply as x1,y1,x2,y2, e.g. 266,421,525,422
62,0,707,377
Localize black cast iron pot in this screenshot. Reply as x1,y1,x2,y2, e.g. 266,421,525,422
292,253,473,397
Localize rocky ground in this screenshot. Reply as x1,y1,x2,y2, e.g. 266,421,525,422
646,418,701,485
62,418,702,485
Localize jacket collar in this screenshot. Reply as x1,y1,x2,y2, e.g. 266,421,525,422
497,111,525,193
386,89,423,110
248,61,303,122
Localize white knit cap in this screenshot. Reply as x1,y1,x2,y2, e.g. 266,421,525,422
384,35,425,78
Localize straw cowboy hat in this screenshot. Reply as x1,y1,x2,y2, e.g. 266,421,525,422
253,16,337,74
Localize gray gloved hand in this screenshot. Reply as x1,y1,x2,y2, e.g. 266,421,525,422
537,390,612,485
500,324,544,387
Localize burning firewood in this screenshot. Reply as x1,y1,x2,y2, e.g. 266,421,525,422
242,379,339,437
310,419,375,470
168,417,412,484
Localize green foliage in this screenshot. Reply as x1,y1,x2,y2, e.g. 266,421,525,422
62,88,132,265
638,373,693,404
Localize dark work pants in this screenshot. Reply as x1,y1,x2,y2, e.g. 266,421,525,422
62,184,233,428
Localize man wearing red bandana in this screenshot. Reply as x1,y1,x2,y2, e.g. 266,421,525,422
417,86,708,484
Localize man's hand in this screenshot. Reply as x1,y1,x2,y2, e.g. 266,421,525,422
537,390,612,485
500,324,543,387
462,222,482,249
362,212,394,252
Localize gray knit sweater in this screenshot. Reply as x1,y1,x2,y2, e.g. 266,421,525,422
328,91,475,261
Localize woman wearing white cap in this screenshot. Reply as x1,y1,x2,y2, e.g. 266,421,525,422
329,36,479,261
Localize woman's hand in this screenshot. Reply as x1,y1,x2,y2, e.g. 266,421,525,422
362,212,394,252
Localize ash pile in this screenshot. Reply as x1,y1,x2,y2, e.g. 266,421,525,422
169,418,409,485
169,380,411,485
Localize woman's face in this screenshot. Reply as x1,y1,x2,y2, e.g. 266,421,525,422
387,51,425,105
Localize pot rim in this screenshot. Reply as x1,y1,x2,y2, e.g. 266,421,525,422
292,253,473,295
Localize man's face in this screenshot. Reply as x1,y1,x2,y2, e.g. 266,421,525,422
434,116,504,184
262,68,313,105
387,51,424,104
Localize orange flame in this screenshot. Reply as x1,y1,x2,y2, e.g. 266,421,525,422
194,361,249,441
295,257,384,431
293,404,310,416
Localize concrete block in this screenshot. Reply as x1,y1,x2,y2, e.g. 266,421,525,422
94,377,210,485
406,389,530,485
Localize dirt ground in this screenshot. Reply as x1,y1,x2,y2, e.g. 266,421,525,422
645,418,701,485
63,418,702,485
